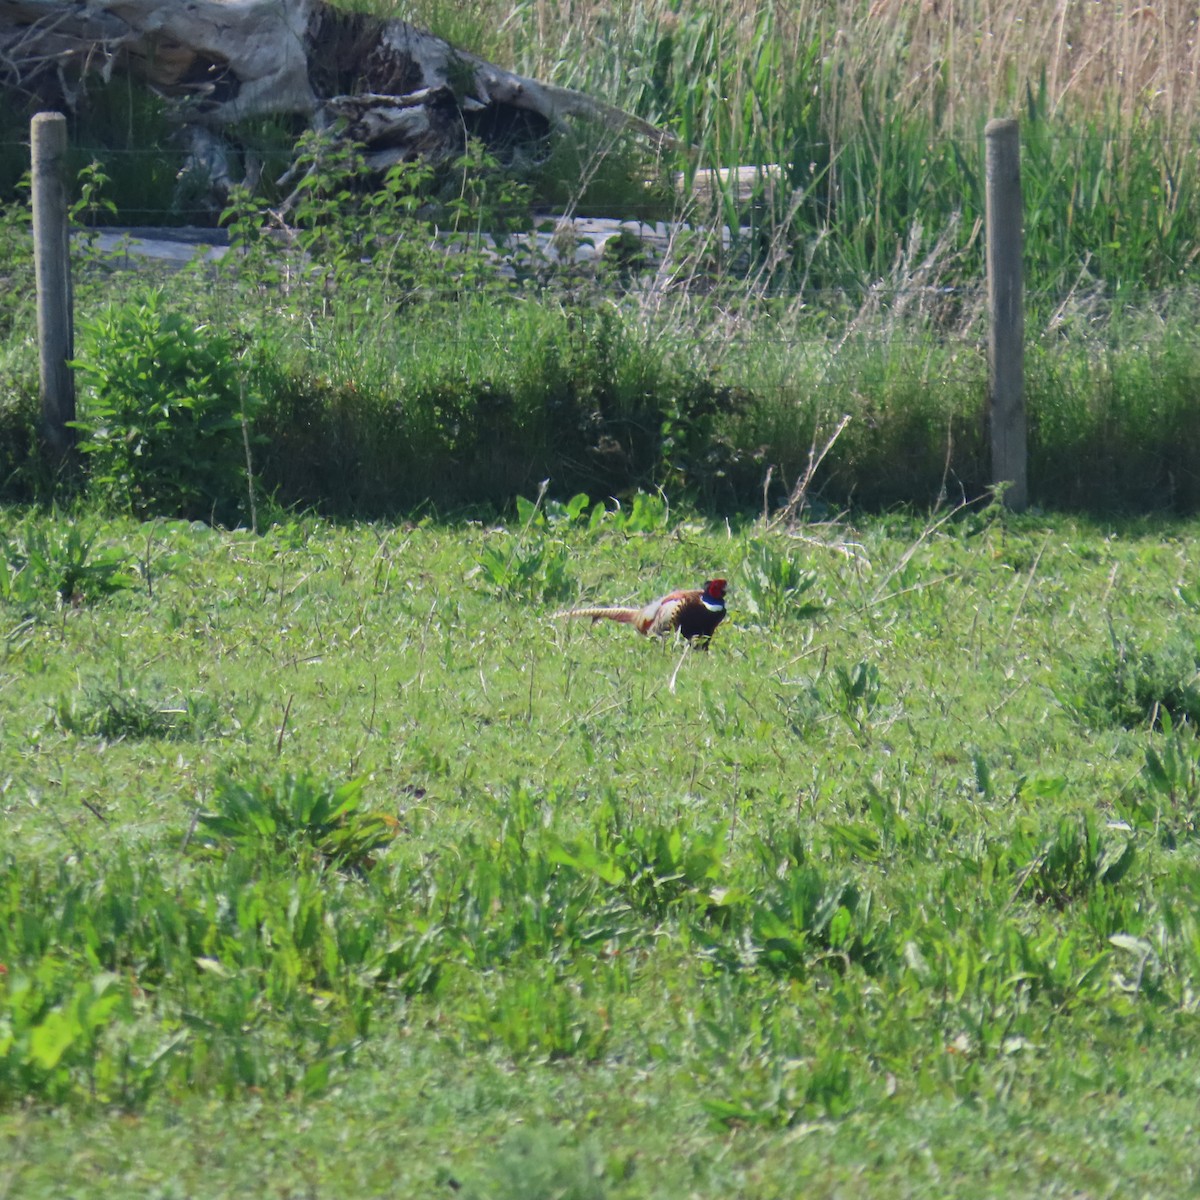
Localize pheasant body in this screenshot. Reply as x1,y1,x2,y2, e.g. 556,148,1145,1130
554,579,727,645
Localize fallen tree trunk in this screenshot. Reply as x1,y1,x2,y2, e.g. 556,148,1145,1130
0,0,675,185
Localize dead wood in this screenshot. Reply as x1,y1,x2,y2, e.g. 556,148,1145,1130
0,0,675,190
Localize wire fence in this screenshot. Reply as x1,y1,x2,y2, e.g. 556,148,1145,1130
3,125,1197,156
2,227,1184,380
39,223,1186,363
15,115,1200,507
5,122,1199,294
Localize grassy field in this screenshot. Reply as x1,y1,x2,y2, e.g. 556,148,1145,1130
2,500,1200,1196
3,5,1200,1190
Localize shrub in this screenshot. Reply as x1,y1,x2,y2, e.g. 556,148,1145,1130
0,383,40,503
197,773,398,873
72,290,255,523
0,518,133,611
1066,627,1200,731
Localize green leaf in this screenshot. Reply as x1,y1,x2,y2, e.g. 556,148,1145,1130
28,1009,78,1070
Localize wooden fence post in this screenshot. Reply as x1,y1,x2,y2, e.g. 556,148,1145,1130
32,111,75,459
985,117,1026,511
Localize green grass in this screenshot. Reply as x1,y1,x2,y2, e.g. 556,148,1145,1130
3,16,1200,1193
2,502,1200,1195
8,219,1200,515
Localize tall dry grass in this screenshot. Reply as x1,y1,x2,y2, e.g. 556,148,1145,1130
388,0,1200,137
356,0,1199,304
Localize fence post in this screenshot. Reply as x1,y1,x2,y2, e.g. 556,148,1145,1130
32,111,75,460
984,117,1026,511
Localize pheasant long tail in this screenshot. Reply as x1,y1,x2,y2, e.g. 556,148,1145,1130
553,605,642,626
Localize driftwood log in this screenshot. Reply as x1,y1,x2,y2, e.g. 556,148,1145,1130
0,0,675,194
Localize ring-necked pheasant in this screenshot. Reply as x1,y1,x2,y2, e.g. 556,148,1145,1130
553,579,727,646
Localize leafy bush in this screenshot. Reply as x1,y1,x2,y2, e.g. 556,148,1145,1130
0,517,133,611
1010,811,1137,909
752,864,880,975
52,677,230,742
1066,626,1200,730
738,538,824,620
72,291,255,523
197,773,398,873
474,488,575,602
